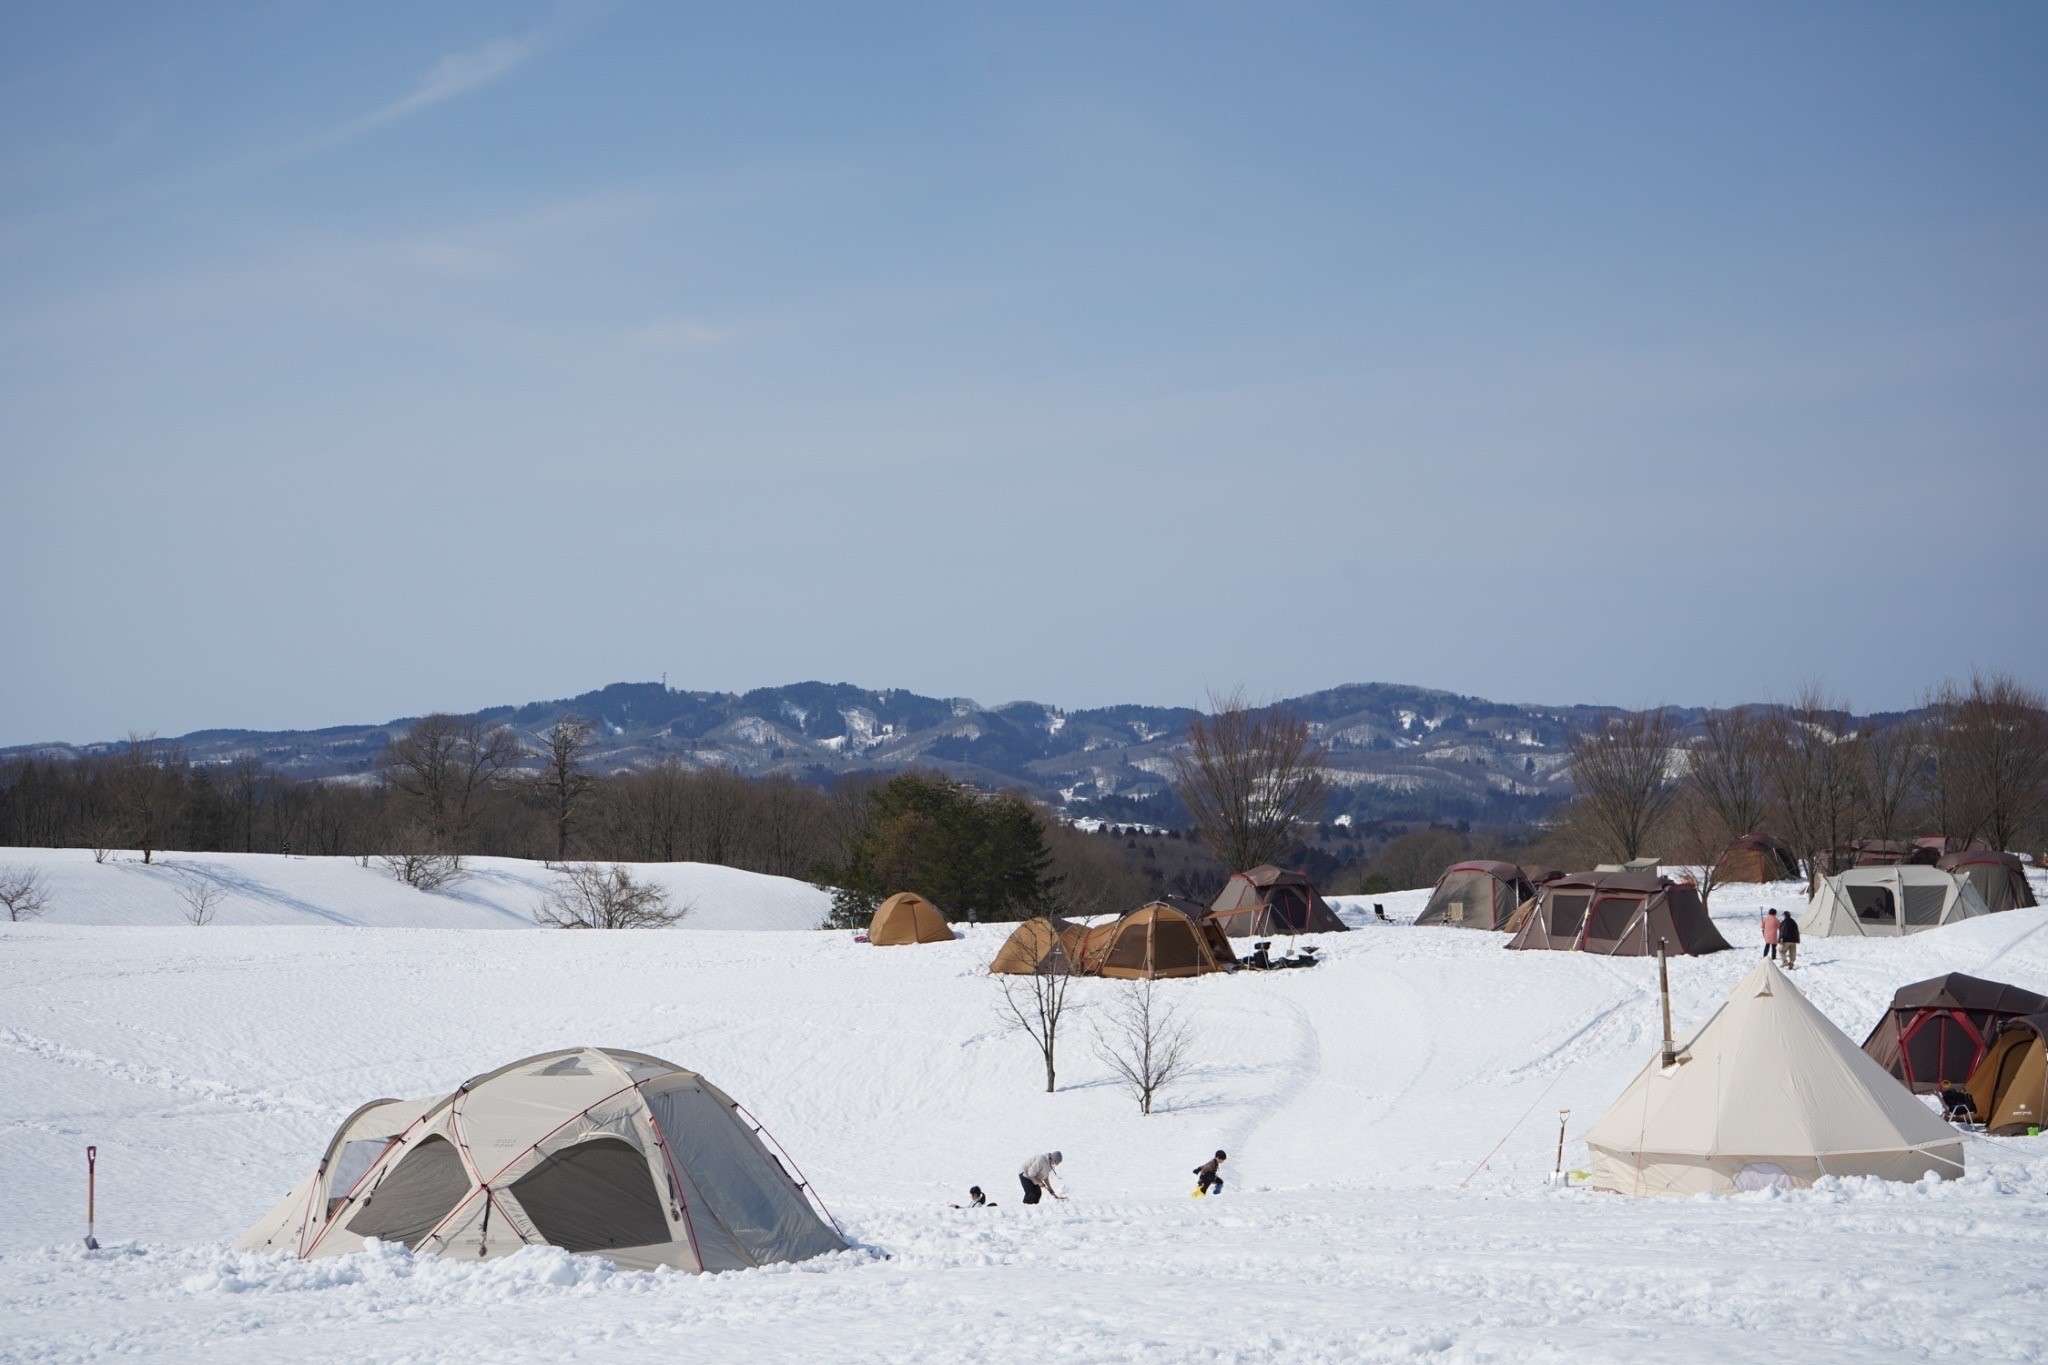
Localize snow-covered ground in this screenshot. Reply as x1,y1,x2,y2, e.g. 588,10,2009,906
4,857,2048,1363
0,847,831,930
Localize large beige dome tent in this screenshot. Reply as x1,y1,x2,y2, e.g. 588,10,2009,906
1504,871,1730,956
1416,860,1536,930
1585,962,1963,1195
868,891,956,945
1798,865,1990,938
988,916,1090,975
238,1047,845,1272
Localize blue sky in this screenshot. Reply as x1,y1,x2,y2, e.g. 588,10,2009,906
3,2,2044,744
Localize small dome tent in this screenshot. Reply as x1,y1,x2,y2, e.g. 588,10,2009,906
1416,861,1536,930
868,892,956,945
1586,962,1963,1195
1505,872,1730,956
1711,833,1801,884
238,1048,844,1272
1861,973,2048,1094
1085,901,1236,979
989,916,1090,975
1937,850,2037,911
1798,865,1990,938
1207,866,1349,936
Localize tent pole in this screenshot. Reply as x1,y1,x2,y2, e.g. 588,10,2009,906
1658,938,1676,1068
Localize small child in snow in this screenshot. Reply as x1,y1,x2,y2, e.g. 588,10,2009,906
1193,1150,1227,1196
952,1185,992,1209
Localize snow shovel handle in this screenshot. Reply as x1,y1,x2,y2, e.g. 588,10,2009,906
87,1146,96,1225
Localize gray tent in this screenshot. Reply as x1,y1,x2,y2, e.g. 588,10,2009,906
239,1047,844,1272
1799,866,1991,938
1416,861,1536,930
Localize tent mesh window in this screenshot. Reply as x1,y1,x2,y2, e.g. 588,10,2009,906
1548,893,1590,939
326,1138,393,1219
1848,886,1895,923
1902,885,1947,927
345,1135,470,1249
508,1137,671,1253
1583,896,1639,945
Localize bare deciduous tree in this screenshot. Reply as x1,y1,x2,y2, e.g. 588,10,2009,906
115,733,185,865
1928,674,2048,852
381,714,522,846
1763,687,1865,891
176,874,224,926
1685,708,1770,839
534,862,685,928
997,917,1078,1093
538,717,596,864
1172,689,1330,873
0,866,52,921
1568,710,1680,861
1093,978,1195,1115
378,825,465,892
1858,717,1924,845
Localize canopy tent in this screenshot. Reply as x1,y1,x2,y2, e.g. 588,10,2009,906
1415,861,1537,930
1798,866,1990,938
1711,833,1802,884
1206,866,1349,936
1938,850,2037,912
238,1047,845,1272
988,916,1091,975
1586,961,1964,1195
1504,872,1730,956
1965,1015,2048,1135
1861,973,2048,1094
1085,901,1236,979
868,892,956,945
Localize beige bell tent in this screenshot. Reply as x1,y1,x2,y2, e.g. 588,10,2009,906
238,1047,845,1272
1586,962,1963,1195
1798,865,1990,938
988,916,1090,975
868,892,956,945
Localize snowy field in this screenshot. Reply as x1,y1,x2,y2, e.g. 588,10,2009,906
4,852,2048,1363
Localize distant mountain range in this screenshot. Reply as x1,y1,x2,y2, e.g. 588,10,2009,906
3,680,1730,826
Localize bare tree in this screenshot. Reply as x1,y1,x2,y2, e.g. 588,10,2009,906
1858,717,1924,845
1568,710,1680,861
176,874,224,926
115,733,186,865
381,714,522,846
1172,689,1330,872
1093,978,1195,1115
997,917,1078,1093
1685,708,1770,839
537,717,596,864
534,863,684,928
1928,674,2048,852
0,866,52,922
1763,687,1865,891
378,824,465,892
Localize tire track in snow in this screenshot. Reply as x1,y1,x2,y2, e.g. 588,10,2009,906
1215,989,1322,1160
0,1027,331,1119
1974,912,2048,973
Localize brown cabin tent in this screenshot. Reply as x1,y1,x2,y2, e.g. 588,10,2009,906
1087,900,1236,979
1966,1015,2048,1135
236,1047,845,1271
988,917,1090,975
1711,833,1802,884
1207,865,1349,936
1585,962,1963,1194
1938,850,2037,912
868,892,956,945
1505,871,1731,956
1861,973,2048,1094
1416,861,1536,930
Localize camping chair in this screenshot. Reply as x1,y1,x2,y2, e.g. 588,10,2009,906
1938,1088,1981,1127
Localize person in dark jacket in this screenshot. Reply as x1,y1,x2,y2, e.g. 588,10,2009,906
1778,911,1801,969
1193,1149,1227,1196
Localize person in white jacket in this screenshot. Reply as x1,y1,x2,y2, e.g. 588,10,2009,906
1019,1151,1065,1204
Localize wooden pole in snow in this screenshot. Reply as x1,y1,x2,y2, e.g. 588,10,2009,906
1658,938,1676,1067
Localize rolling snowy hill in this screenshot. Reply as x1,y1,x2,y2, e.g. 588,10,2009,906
3,867,2047,1362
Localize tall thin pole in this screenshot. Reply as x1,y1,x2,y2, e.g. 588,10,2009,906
1658,938,1676,1068
1554,1109,1570,1176
85,1145,99,1250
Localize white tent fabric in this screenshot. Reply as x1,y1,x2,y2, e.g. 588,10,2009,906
1798,865,1991,938
238,1047,845,1272
1585,961,1963,1196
